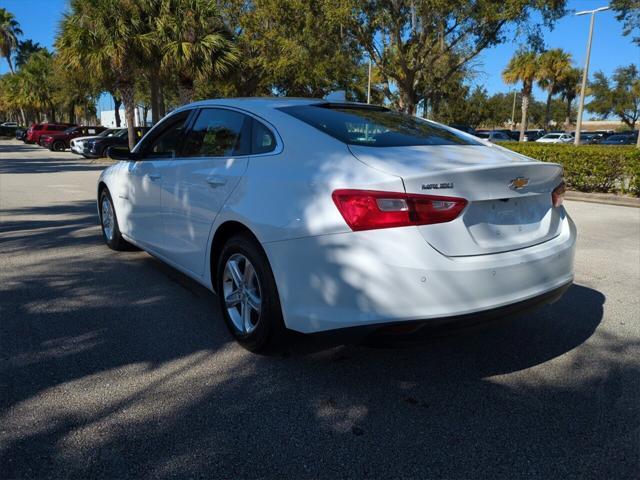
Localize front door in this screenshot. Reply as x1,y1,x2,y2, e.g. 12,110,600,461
124,111,191,252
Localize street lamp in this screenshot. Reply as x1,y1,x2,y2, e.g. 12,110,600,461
574,5,610,146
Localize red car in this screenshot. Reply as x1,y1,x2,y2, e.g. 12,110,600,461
39,125,107,151
25,123,76,144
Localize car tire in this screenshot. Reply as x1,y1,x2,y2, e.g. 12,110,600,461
52,141,65,152
99,188,131,251
216,233,286,353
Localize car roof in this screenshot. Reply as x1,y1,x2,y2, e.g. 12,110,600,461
171,98,385,117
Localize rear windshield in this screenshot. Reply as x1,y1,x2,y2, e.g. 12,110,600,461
280,104,482,147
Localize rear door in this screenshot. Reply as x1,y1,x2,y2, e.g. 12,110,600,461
161,107,250,276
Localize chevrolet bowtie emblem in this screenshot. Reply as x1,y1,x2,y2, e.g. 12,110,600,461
509,177,529,189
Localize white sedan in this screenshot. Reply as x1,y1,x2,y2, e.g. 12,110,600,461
536,133,574,143
98,98,576,352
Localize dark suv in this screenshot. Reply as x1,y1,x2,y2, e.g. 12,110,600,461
39,125,107,151
83,127,149,158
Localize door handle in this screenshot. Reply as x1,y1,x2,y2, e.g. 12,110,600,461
206,175,227,188
147,173,161,181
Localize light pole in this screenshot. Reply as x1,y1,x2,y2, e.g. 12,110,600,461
574,5,610,146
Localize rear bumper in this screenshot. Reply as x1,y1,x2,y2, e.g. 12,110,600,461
264,211,576,334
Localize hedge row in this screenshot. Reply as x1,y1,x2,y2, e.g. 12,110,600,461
500,143,640,196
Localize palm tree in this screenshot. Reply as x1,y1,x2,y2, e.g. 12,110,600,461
152,0,237,105
557,67,582,131
538,49,573,129
57,0,145,149
15,39,44,69
0,7,21,74
503,50,540,142
0,8,27,125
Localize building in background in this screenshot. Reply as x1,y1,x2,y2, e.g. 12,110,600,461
99,108,152,128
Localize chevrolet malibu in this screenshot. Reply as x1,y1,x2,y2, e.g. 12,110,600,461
98,98,576,352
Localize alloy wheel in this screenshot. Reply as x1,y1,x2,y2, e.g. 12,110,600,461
222,253,262,334
101,196,114,241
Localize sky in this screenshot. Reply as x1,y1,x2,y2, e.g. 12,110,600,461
1,0,637,111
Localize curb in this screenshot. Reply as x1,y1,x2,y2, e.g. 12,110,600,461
565,191,640,208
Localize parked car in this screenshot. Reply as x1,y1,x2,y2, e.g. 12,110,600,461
1,121,18,127
97,98,575,352
0,124,18,137
83,127,149,158
577,133,601,145
448,124,476,135
15,127,27,140
536,133,573,144
24,123,75,144
70,128,119,156
39,125,107,151
600,133,638,145
475,130,515,142
525,129,546,141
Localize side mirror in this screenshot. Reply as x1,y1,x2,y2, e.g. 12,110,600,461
107,146,136,161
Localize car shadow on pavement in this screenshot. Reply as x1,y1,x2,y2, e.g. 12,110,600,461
0,142,109,174
1,198,636,479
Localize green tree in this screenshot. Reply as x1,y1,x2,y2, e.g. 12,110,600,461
503,50,540,141
0,8,21,74
557,66,581,130
57,0,146,148
152,0,237,105
588,64,640,130
611,0,640,46
537,48,572,128
347,0,567,115
14,39,45,69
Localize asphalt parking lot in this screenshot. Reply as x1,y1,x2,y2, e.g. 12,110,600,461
1,139,639,479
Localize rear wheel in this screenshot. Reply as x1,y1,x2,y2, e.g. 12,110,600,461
216,234,286,353
99,188,131,251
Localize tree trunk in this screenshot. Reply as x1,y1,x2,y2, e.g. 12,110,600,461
49,107,56,124
564,97,573,131
178,77,195,106
119,84,137,150
68,102,75,124
150,70,160,124
519,89,530,142
158,84,166,118
544,87,553,129
112,93,122,127
8,58,29,126
399,86,417,115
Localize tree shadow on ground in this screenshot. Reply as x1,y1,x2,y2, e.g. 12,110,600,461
1,198,636,479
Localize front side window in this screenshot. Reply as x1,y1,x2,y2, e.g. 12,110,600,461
181,108,250,157
141,113,189,158
280,104,482,147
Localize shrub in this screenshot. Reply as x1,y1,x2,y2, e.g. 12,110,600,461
499,143,640,196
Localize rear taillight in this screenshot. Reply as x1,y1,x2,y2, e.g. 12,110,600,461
332,189,467,231
552,181,566,208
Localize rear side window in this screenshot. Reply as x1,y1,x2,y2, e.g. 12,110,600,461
280,104,482,147
251,119,276,154
181,108,250,157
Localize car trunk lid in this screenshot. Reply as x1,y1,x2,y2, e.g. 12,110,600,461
348,144,564,256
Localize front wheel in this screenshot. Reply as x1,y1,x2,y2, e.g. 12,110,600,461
52,140,65,152
99,188,131,251
216,234,286,353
